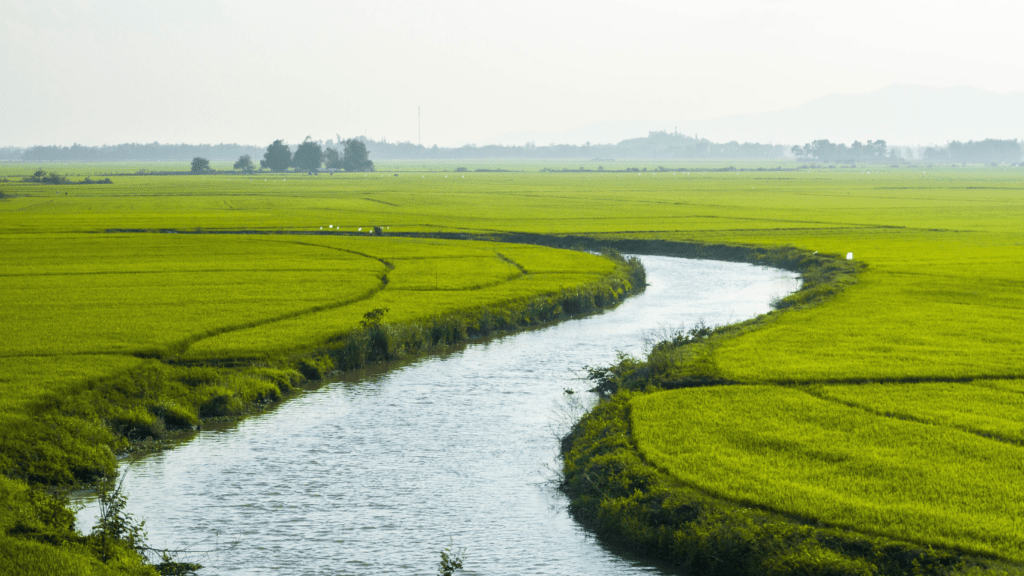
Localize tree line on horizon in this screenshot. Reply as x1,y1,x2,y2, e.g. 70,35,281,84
792,138,1022,164
360,131,789,160
6,133,1023,164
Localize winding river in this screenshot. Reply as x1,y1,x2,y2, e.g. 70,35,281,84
78,256,800,575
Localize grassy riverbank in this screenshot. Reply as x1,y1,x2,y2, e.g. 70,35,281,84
0,168,648,573
3,163,1023,573
0,236,644,574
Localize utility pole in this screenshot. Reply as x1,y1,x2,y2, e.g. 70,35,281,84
418,106,421,147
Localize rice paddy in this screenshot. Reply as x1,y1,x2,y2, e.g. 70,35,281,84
3,162,1024,573
631,385,1024,562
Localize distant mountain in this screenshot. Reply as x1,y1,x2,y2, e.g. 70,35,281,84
686,85,1024,146
490,121,682,147
490,85,1024,147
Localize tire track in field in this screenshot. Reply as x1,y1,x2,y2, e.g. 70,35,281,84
0,267,381,278
386,251,527,292
164,239,395,358
270,238,396,270
161,281,387,359
360,196,400,207
794,381,1024,448
168,240,529,356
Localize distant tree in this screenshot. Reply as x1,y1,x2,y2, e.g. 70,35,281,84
233,154,255,172
23,169,70,184
342,139,375,172
191,157,210,172
263,140,292,172
926,139,1022,164
324,147,342,169
293,137,324,172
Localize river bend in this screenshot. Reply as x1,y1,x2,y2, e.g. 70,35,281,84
78,256,800,575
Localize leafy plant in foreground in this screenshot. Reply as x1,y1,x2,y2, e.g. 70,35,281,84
437,540,466,576
89,468,202,575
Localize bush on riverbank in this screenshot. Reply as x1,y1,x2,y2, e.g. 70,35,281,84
322,253,644,370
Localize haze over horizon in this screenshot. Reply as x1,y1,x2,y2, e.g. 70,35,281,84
3,0,1023,149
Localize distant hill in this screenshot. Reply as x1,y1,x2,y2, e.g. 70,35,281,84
686,85,1024,146
491,85,1024,147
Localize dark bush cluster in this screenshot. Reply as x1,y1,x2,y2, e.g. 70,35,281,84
23,170,69,184
20,170,111,185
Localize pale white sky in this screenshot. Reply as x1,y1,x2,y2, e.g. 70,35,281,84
2,0,1022,147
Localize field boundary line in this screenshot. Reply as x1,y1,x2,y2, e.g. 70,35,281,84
794,384,1024,448
163,280,387,359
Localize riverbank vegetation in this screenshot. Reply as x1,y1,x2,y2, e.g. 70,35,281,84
2,163,1023,573
0,234,643,572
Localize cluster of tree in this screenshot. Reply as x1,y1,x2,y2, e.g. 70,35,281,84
923,139,1022,164
790,140,893,163
0,146,24,161
19,142,265,162
22,169,112,184
191,157,211,172
257,137,374,172
360,131,789,160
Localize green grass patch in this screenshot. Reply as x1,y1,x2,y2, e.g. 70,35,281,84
814,381,1024,444
631,385,1024,562
560,393,998,576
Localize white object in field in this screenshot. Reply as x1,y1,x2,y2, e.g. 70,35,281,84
847,252,853,260
319,227,323,230
328,225,332,229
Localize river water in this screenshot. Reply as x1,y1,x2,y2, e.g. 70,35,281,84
77,256,800,575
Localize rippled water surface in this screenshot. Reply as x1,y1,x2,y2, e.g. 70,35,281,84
78,256,799,575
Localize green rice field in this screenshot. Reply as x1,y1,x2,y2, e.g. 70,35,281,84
631,384,1024,562
3,161,1024,573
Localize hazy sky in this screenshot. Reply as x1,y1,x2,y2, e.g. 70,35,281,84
3,0,1022,147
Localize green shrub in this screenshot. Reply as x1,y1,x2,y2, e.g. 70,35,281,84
149,402,197,430
296,355,334,382
109,407,165,441
0,414,115,484
429,315,468,346
250,367,301,394
175,366,221,388
197,387,242,418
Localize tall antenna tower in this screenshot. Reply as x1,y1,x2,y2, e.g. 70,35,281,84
418,106,421,147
